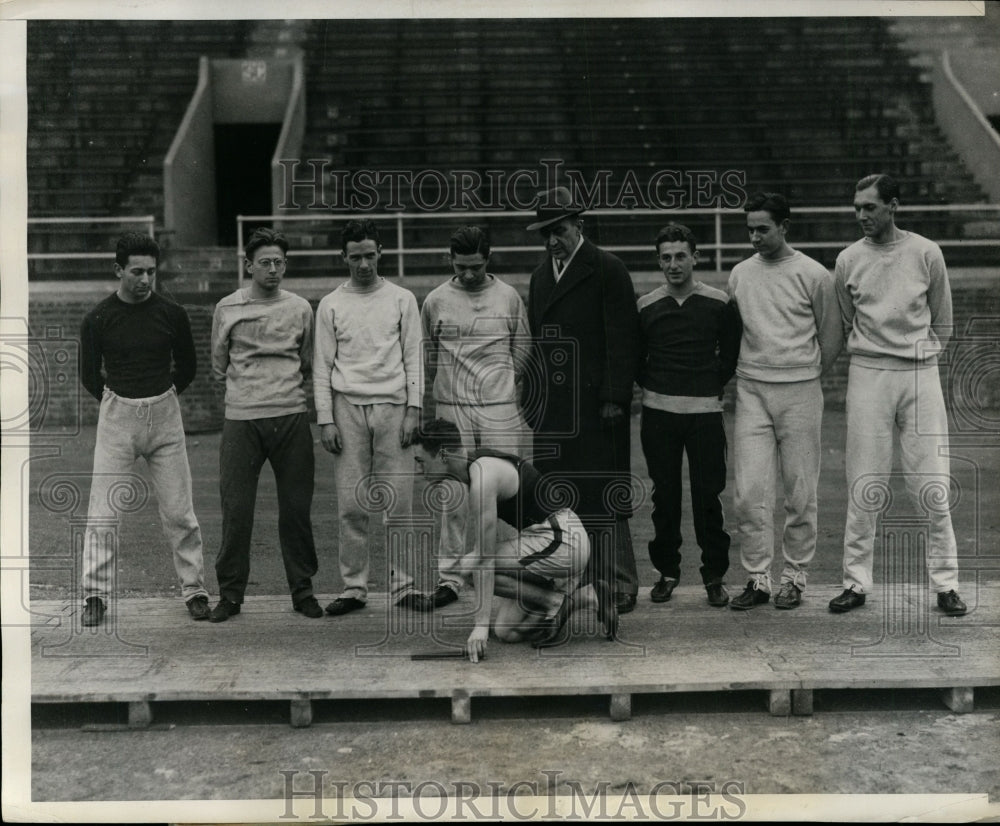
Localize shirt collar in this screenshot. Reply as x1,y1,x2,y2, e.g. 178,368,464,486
552,235,585,282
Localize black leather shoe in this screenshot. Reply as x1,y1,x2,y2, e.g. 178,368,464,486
531,595,573,649
430,584,459,608
395,592,434,611
937,590,967,616
325,597,366,616
614,592,637,614
186,595,211,621
774,582,802,610
294,596,323,618
650,577,678,603
209,598,241,623
730,581,769,610
81,596,105,627
829,588,866,613
706,581,729,607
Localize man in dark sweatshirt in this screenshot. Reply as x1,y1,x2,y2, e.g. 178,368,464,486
637,222,741,608
78,232,210,627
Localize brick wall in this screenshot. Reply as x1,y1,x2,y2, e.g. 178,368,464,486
25,275,1000,433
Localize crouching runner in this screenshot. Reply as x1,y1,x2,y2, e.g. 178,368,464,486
413,418,617,662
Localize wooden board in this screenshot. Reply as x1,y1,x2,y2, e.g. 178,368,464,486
30,584,1000,718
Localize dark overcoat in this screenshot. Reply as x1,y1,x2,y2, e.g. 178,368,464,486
525,238,640,521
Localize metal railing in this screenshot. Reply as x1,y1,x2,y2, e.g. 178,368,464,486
22,206,1000,277
236,204,1000,279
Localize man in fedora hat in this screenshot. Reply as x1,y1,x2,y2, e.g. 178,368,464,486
524,186,641,614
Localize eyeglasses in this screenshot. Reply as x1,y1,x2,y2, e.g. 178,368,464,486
254,258,286,268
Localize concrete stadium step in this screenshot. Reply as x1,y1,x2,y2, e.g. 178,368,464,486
29,584,1000,728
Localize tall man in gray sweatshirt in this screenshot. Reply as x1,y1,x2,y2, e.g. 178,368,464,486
727,192,842,611
208,228,321,622
831,174,966,616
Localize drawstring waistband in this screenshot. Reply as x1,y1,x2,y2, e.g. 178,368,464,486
103,386,176,432
136,400,153,431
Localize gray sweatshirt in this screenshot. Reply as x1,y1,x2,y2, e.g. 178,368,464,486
421,274,531,408
211,288,313,420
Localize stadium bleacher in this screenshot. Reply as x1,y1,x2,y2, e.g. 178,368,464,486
25,16,994,279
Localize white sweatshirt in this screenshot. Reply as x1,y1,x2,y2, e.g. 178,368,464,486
835,231,953,370
313,278,423,424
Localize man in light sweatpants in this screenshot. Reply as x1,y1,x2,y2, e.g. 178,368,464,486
78,232,210,626
314,218,423,615
830,173,967,616
400,225,532,612
727,192,842,611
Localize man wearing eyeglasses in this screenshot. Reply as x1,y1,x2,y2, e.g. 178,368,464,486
207,227,321,622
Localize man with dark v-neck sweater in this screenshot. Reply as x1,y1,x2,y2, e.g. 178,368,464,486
637,223,742,608
78,232,210,627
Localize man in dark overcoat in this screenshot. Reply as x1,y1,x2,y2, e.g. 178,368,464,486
524,186,641,613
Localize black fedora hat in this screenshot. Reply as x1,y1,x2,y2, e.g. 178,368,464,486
526,186,585,232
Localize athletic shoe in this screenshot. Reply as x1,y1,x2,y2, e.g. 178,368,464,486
208,598,241,623
828,588,865,613
395,592,434,611
81,596,105,627
650,577,678,603
937,590,967,616
706,581,730,607
729,581,770,610
294,596,323,618
531,596,573,649
593,579,619,640
774,583,802,610
429,585,459,608
324,597,366,616
186,595,211,621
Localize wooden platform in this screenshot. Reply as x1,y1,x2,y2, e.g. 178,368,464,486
30,583,1000,727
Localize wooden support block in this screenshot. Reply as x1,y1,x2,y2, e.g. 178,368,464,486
609,693,631,721
769,689,791,716
451,692,471,724
127,700,152,729
290,699,313,728
792,689,813,716
941,687,974,714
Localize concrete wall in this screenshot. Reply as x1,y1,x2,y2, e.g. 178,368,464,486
25,271,1000,434
930,51,1000,205
212,58,296,124
164,57,218,247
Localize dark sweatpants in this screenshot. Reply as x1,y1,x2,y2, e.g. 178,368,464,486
215,412,318,605
640,406,730,585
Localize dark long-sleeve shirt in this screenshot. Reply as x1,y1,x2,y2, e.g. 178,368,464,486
637,281,742,413
79,291,197,401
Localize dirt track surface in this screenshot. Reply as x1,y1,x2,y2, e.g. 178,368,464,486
29,693,1000,807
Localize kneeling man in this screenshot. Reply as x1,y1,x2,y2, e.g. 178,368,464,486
413,419,617,662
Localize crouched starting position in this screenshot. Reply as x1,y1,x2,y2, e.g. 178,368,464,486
413,419,618,662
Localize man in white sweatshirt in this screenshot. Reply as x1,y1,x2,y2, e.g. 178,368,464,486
400,226,532,611
314,219,423,615
831,174,966,616
209,228,320,622
727,192,842,611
